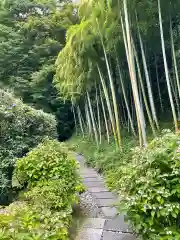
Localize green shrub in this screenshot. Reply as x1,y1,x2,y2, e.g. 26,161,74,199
0,90,57,204
0,200,71,240
67,132,180,239
118,130,180,239
14,139,82,189
0,140,84,239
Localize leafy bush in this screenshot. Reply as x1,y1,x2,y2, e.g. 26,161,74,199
118,130,180,239
0,199,71,240
14,139,83,193
0,140,84,239
67,131,180,239
0,90,57,204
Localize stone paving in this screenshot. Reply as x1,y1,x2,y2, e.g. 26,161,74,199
74,153,136,240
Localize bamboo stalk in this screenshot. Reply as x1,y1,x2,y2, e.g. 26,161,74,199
170,16,180,100
77,105,85,137
96,18,122,149
100,87,110,143
155,56,164,113
102,46,122,149
96,86,102,144
117,60,136,136
158,0,178,131
123,0,147,146
121,6,144,146
85,101,93,138
71,103,78,135
97,65,118,147
133,41,157,137
136,17,159,130
87,91,99,145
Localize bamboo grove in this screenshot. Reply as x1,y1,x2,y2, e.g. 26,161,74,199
54,0,180,148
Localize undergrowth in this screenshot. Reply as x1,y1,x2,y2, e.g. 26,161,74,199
0,139,84,240
66,129,180,239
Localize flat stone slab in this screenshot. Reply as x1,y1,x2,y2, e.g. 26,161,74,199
101,231,136,240
104,216,132,233
88,187,109,193
92,192,115,199
80,170,97,175
84,177,103,184
97,198,118,207
81,174,99,179
76,228,103,240
84,181,105,188
101,207,118,218
82,218,105,229
83,175,102,179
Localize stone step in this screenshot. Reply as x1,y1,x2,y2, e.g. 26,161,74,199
75,228,103,240
101,231,136,240
92,191,115,199
88,187,109,193
96,198,118,207
84,181,105,188
101,206,118,218
103,216,132,233
82,218,105,229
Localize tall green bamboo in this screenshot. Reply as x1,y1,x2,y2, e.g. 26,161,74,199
133,41,157,137
96,19,122,150
121,7,144,145
97,65,118,147
123,0,147,146
71,103,78,135
87,91,99,144
96,86,102,144
155,56,164,113
158,0,178,131
77,105,85,137
136,19,159,130
170,16,180,100
85,101,93,137
117,60,136,136
102,46,122,149
100,87,110,143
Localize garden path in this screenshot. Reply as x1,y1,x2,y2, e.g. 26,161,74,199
74,153,136,240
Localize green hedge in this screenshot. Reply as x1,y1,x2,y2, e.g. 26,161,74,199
0,90,57,204
0,140,84,240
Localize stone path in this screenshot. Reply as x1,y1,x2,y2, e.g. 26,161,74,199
74,153,136,240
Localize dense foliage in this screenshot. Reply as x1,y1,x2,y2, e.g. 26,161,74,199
55,0,180,148
0,0,77,140
2,0,180,238
118,131,180,239
0,140,84,239
67,130,180,239
0,90,57,204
